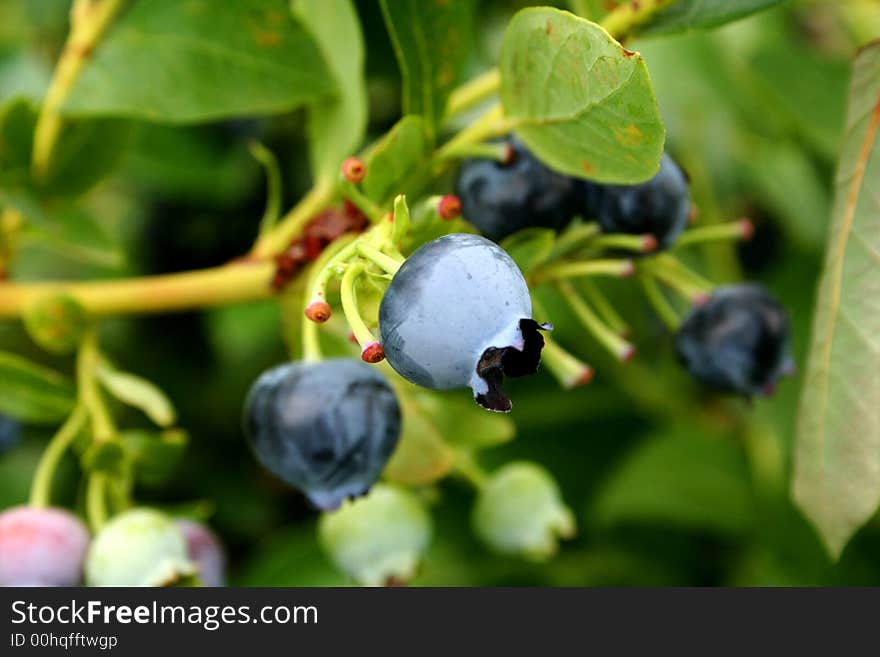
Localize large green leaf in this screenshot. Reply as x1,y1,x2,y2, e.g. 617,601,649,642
500,8,664,184
379,0,473,139
61,0,335,123
0,350,76,424
793,42,880,560
641,0,788,37
362,115,431,204
591,431,753,537
293,0,367,186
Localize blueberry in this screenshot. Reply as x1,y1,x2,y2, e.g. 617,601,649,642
0,414,21,455
455,138,579,242
176,519,226,587
244,358,401,510
583,153,690,249
0,506,90,586
379,233,549,412
675,284,793,397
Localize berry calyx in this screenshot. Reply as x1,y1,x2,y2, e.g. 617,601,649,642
674,283,793,397
305,300,332,323
244,358,401,510
437,194,462,220
341,157,366,183
360,341,385,364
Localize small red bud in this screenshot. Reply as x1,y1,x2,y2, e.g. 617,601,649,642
620,345,636,362
347,331,358,345
438,194,462,220
305,301,332,323
640,234,658,253
738,218,755,241
360,341,385,364
342,157,366,183
574,366,595,387
619,260,636,278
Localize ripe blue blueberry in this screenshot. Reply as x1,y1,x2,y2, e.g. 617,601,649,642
244,358,401,510
675,284,793,397
455,138,579,242
176,519,226,587
379,233,549,412
0,506,90,586
0,414,21,455
583,153,690,249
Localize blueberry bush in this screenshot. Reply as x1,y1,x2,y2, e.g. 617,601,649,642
0,0,878,586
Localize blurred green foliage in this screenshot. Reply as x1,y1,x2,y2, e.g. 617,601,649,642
2,0,880,586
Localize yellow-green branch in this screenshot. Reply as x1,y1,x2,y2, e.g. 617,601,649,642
0,261,274,318
32,0,128,180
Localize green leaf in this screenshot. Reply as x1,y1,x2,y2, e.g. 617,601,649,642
120,429,188,487
591,431,753,537
96,362,177,428
61,0,335,123
0,350,76,424
641,0,788,37
21,205,126,269
379,0,474,138
293,0,368,185
500,8,664,184
792,42,880,560
0,97,134,197
362,115,432,204
500,228,556,275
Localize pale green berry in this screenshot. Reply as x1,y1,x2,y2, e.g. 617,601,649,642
85,508,195,586
473,462,576,561
319,484,431,586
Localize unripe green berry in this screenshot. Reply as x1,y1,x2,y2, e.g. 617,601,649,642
472,462,575,561
319,484,431,586
85,508,195,586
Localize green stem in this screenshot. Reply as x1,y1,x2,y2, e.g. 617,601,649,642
0,260,275,318
645,256,713,302
580,279,629,336
599,0,677,40
454,452,488,490
547,222,601,261
32,0,127,180
29,404,88,508
356,243,402,276
390,195,411,247
589,233,657,254
339,262,376,348
445,69,501,121
86,472,109,532
531,259,634,285
251,182,335,258
639,272,680,330
674,220,752,249
434,104,512,164
557,281,634,361
248,141,283,236
340,180,386,224
78,328,115,442
541,335,594,389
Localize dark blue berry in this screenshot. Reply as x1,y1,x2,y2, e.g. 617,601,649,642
244,359,401,510
583,153,690,249
455,138,579,242
675,284,793,397
379,233,549,413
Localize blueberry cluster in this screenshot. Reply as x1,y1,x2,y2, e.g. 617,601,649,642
456,138,690,248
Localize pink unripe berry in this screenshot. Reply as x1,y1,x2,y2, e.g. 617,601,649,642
0,506,90,586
